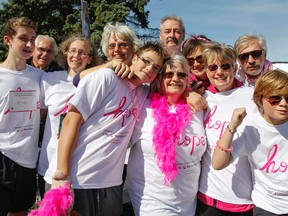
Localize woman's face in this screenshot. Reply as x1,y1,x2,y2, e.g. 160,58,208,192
160,61,189,99
67,40,92,73
107,35,134,65
206,58,236,92
262,94,288,125
186,47,207,81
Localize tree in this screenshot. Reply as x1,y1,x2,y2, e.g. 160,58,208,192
0,0,159,61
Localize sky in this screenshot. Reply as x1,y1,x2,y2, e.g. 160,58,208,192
145,0,288,62
1,0,287,62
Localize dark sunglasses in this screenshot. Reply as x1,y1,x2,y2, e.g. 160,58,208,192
238,50,263,61
265,95,288,105
164,71,188,79
187,55,204,66
207,63,231,72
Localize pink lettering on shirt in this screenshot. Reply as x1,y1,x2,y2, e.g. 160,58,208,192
178,135,206,155
204,105,229,139
54,94,74,117
103,96,139,127
259,144,288,173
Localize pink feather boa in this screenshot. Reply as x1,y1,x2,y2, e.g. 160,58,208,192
28,184,73,216
149,92,192,184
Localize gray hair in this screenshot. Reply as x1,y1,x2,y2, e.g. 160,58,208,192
150,54,189,93
35,34,59,55
100,22,142,60
234,34,267,55
160,15,185,36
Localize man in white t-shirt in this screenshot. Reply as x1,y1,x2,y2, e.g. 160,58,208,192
0,17,43,216
45,41,168,215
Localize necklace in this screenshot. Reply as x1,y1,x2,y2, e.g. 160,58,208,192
149,92,192,184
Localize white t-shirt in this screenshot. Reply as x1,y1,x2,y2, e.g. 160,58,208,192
45,68,149,188
127,98,207,216
232,112,288,214
0,65,42,168
38,70,76,176
199,86,256,205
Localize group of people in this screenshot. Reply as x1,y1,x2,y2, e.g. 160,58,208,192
0,14,287,216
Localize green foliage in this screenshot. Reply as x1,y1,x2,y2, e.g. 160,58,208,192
0,0,158,62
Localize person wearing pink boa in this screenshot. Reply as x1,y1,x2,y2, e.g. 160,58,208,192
234,34,273,87
127,54,207,215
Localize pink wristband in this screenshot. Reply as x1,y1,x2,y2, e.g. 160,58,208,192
216,141,233,153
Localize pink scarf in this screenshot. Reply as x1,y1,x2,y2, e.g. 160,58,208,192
207,79,243,93
239,59,273,83
149,92,192,184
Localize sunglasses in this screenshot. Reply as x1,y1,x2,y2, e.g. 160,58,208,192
265,95,288,105
187,55,204,66
238,50,263,61
164,71,188,79
207,63,231,72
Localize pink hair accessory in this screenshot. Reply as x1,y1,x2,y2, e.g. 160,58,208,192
28,183,73,216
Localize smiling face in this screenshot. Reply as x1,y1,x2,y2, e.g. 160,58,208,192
32,37,55,70
159,19,184,54
5,26,36,61
186,46,207,81
206,57,236,92
160,61,189,99
66,40,92,75
130,50,163,85
107,35,134,65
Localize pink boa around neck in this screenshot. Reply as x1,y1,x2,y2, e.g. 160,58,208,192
149,92,192,184
28,184,73,216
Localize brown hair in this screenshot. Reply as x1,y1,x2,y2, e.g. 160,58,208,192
253,69,288,113
58,35,101,70
2,17,36,38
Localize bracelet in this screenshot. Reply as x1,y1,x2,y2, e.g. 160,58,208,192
227,125,236,134
216,141,233,153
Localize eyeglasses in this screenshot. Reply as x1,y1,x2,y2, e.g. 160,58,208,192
67,49,89,57
108,42,130,50
265,95,288,105
187,55,204,66
207,63,231,72
164,71,188,79
36,47,54,54
138,55,161,73
238,50,263,61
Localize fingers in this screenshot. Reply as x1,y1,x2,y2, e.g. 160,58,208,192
114,63,132,79
230,107,247,129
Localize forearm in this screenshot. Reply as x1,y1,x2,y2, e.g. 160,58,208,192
57,107,83,176
212,125,236,170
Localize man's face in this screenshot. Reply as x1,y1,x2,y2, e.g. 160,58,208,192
32,38,55,70
5,27,36,60
159,19,184,54
131,50,163,85
237,41,266,77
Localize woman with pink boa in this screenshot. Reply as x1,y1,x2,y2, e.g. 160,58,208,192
126,54,207,215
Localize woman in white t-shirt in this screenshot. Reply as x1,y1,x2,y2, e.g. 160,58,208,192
38,35,100,197
196,43,256,216
127,54,207,215
212,69,288,216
